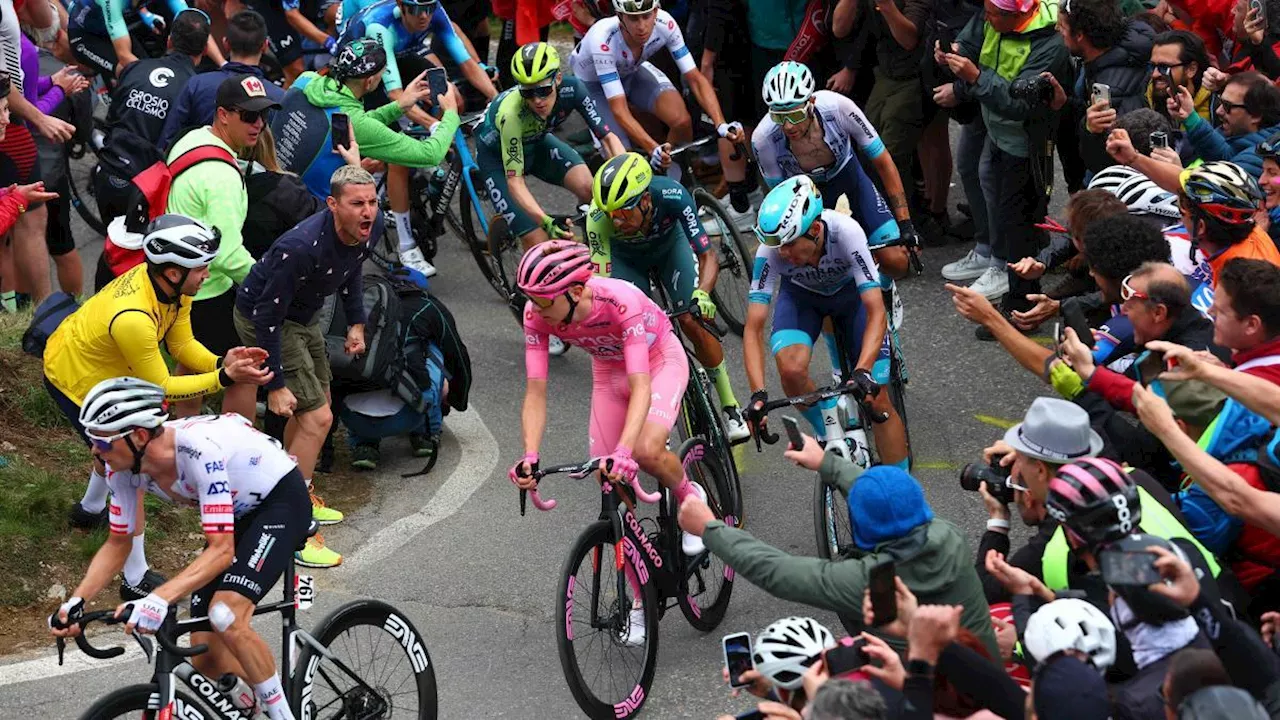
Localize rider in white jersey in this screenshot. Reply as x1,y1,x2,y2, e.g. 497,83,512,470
568,0,754,214
50,378,311,720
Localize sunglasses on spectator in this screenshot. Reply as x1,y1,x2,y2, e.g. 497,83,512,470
1120,274,1150,303
529,294,556,309
85,429,131,452
235,108,266,124
1148,62,1184,75
769,106,809,125
1218,98,1249,113
519,82,556,99
1005,475,1030,493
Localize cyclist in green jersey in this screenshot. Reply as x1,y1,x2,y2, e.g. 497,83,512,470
586,152,750,441
476,42,625,248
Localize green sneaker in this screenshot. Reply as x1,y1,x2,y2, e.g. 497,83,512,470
310,492,344,525
351,443,380,470
409,433,437,458
294,534,342,568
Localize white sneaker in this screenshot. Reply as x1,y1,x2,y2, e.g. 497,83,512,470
399,247,438,278
941,249,995,282
723,406,750,443
619,605,647,647
549,335,568,356
724,203,757,231
681,482,708,556
969,265,1009,300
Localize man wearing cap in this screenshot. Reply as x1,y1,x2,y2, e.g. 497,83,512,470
679,439,999,659
166,74,281,418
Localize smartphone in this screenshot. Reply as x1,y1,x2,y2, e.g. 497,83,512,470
734,711,766,720
330,112,350,152
723,632,755,689
935,21,954,52
1061,299,1094,349
1251,0,1267,26
1136,349,1167,387
1150,130,1169,150
868,560,898,626
1052,321,1062,357
781,415,804,450
1100,549,1162,586
824,639,870,676
1091,83,1111,107
425,66,449,103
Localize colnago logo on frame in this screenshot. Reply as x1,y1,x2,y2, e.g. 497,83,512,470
187,669,251,720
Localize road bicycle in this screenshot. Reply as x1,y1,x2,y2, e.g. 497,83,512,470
485,208,589,319
519,445,735,720
56,526,438,719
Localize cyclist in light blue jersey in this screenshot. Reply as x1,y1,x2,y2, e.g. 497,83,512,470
68,0,223,78
742,175,909,468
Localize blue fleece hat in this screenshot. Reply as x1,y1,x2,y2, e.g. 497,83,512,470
847,466,934,550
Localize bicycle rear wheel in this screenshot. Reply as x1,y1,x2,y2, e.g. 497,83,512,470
488,211,529,317
674,436,735,631
456,166,488,253
693,188,752,337
291,599,439,720
79,684,210,720
556,520,660,720
66,136,106,236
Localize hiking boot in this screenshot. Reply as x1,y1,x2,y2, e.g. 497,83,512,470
310,492,344,525
120,569,166,602
68,502,108,529
409,433,437,458
295,534,342,568
351,444,380,471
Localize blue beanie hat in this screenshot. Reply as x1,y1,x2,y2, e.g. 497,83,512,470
848,466,934,550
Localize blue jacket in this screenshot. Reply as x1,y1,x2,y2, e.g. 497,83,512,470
159,62,286,150
1183,112,1280,179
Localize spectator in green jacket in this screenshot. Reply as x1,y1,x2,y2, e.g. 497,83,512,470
679,436,999,659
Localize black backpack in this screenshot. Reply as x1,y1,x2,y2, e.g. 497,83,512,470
317,274,403,388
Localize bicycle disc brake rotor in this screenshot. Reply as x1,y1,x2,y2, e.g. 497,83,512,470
339,684,391,719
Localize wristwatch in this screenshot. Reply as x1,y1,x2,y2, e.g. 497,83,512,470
906,658,935,678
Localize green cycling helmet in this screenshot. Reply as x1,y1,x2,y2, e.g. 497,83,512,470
512,42,560,86
593,153,653,212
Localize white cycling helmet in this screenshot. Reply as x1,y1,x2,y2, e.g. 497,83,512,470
143,214,221,269
762,61,816,111
1024,598,1117,672
612,0,658,14
752,616,836,690
1087,164,1145,195
79,377,169,435
1116,175,1182,219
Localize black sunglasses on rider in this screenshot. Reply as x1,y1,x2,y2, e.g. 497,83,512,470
519,83,556,99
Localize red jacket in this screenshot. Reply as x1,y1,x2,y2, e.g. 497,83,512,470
1167,0,1235,57
1231,336,1280,386
0,187,30,237
1226,462,1280,591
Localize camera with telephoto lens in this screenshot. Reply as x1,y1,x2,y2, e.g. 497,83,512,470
960,455,1014,504
1009,74,1054,105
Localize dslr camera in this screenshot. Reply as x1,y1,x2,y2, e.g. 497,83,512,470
960,455,1014,504
1009,74,1054,105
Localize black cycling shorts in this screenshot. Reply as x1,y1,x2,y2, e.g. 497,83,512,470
248,0,305,66
191,468,311,614
68,27,142,79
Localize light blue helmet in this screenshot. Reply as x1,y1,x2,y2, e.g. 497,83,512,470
762,61,815,110
755,176,823,247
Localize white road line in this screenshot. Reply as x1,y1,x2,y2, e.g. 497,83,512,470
0,404,497,685
337,402,497,573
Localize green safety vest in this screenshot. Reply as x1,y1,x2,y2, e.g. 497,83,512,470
1042,485,1220,590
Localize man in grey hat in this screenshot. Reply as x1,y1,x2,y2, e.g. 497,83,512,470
974,396,1106,604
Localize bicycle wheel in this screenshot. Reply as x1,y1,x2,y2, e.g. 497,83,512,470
674,436,735,631
65,142,106,236
456,166,488,254
556,520,660,720
693,188,752,337
488,211,528,312
674,373,744,527
291,599,439,720
814,474,855,561
79,684,211,720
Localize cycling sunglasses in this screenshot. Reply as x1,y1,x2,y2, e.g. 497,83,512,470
529,293,556,309
1120,274,1149,303
769,105,809,125
85,428,131,452
608,192,647,220
754,227,809,248
400,0,438,15
519,82,556,99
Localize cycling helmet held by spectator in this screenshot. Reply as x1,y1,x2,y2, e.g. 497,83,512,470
1046,457,1140,550
612,0,658,14
593,152,653,212
79,377,169,435
330,37,387,82
1116,176,1182,219
756,175,823,247
516,240,593,298
1180,161,1263,227
753,616,836,690
511,42,560,86
1087,164,1145,195
1024,598,1118,671
143,214,220,268
1257,131,1280,162
762,61,816,110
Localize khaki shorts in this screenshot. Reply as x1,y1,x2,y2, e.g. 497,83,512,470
234,307,331,414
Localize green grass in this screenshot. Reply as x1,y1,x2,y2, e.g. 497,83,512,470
0,307,30,351
0,456,86,606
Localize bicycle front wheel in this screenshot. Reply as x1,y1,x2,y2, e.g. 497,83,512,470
814,474,855,561
557,520,660,720
693,188,752,337
66,142,106,236
291,599,439,720
79,684,211,720
674,436,735,631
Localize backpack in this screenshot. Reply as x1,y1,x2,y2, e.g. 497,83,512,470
317,274,403,387
242,170,322,260
22,291,81,357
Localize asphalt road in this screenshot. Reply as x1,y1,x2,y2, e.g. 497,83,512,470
0,126,1067,719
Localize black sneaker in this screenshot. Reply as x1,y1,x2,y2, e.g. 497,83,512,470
351,443,380,471
68,502,108,529
409,433,438,458
120,569,166,602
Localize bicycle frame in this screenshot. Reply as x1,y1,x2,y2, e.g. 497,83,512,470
429,125,489,241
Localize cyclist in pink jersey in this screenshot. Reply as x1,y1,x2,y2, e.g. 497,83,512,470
509,241,708,565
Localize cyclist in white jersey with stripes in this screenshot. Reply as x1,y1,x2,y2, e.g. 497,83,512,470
569,0,752,213
49,378,311,720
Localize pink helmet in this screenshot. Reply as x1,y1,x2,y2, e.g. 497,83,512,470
1046,457,1140,549
516,241,593,298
